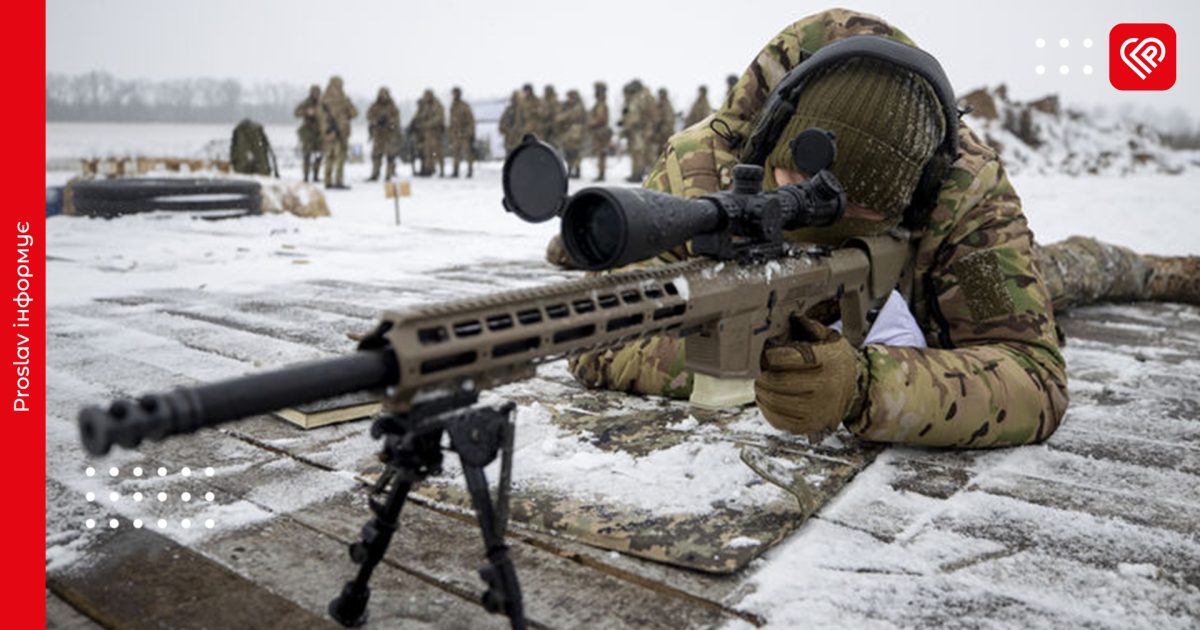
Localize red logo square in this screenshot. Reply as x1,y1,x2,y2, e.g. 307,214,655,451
1110,23,1176,91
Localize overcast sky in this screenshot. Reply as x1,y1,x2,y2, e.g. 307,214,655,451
47,0,1194,117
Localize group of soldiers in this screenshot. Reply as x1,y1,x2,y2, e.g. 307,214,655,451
498,84,594,179
294,75,739,189
498,77,735,182
293,77,478,189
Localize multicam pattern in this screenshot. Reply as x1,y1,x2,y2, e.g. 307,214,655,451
397,383,881,573
588,84,612,179
318,77,357,187
571,9,1071,448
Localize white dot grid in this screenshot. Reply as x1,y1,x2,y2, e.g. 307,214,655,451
1032,35,1097,77
82,465,219,532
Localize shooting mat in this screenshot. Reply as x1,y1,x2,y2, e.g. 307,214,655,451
363,362,882,574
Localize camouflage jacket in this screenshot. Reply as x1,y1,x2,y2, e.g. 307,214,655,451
684,94,712,128
450,99,476,141
416,97,446,134
294,95,321,149
619,89,657,138
366,98,403,153
576,9,1069,448
555,100,587,149
588,100,612,144
318,88,358,142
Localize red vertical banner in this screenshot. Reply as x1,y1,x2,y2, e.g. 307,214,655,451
6,1,47,625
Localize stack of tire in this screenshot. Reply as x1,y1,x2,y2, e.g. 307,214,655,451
70,178,263,219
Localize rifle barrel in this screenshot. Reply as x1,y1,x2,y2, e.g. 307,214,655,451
79,349,396,456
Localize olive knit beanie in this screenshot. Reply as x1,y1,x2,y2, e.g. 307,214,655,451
765,57,945,240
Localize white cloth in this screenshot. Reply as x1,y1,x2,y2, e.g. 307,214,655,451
831,289,927,348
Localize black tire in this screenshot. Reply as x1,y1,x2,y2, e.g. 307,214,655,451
73,194,262,218
71,178,263,219
72,178,260,201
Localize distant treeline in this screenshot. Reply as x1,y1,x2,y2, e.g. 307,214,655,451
47,72,319,124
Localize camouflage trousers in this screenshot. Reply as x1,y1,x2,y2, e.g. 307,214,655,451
592,134,609,180
568,235,1184,446
420,131,444,176
450,137,473,177
626,134,649,181
1037,236,1152,310
323,140,347,187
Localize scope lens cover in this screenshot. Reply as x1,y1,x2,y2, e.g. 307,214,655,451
501,134,569,223
789,128,837,175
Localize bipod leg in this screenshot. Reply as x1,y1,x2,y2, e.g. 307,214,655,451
448,403,526,630
329,411,447,627
328,467,414,626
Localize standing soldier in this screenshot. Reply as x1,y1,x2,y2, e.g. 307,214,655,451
318,75,357,190
653,87,676,154
618,79,657,183
684,85,712,128
448,87,476,178
499,90,522,154
588,81,612,182
517,84,541,139
540,85,560,147
415,89,446,178
555,89,587,179
406,98,425,175
294,85,322,183
366,87,403,182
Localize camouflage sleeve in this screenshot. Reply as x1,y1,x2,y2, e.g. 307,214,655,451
847,167,1069,447
566,143,693,398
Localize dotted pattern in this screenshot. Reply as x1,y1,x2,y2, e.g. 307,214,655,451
83,466,219,530
1033,35,1097,76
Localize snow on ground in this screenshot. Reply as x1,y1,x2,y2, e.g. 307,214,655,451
44,123,1200,626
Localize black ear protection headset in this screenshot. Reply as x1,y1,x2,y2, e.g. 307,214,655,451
737,35,962,229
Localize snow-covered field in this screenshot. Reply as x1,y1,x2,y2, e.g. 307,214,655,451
44,123,1200,628
42,122,1200,308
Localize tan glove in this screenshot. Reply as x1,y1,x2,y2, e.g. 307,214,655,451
754,317,867,437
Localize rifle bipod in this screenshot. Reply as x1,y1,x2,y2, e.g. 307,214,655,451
328,391,525,629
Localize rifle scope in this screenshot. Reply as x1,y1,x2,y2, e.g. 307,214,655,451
561,165,846,270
